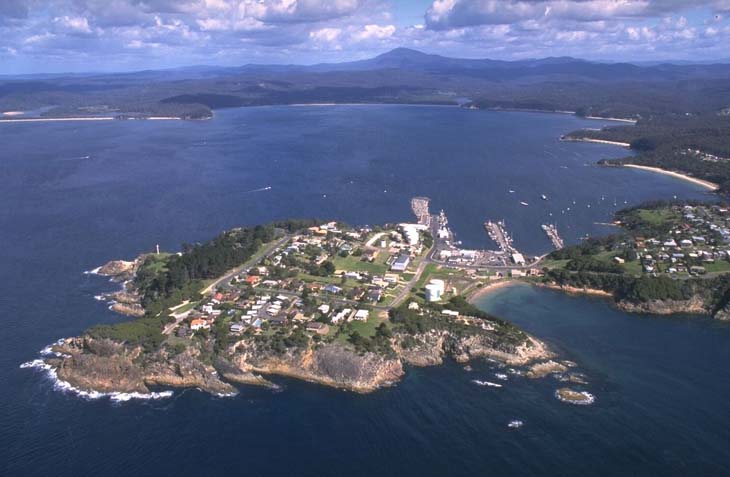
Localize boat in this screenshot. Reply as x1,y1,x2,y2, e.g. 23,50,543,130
520,201,529,206
509,189,515,193
541,194,547,200
508,420,524,429
472,380,502,388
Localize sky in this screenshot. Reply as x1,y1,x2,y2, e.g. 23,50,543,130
1,0,730,74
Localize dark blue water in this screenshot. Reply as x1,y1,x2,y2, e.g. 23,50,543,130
1,105,723,476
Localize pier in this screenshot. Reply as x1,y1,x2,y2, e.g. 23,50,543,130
541,224,564,250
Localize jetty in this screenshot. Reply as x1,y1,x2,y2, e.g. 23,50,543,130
542,224,564,250
411,197,431,226
484,220,516,254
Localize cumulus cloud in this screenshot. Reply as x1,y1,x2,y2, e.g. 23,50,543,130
1,0,730,73
352,23,396,41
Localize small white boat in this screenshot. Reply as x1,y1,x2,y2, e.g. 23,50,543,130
509,189,515,193
541,194,548,200
520,201,529,207
508,420,524,429
472,380,502,388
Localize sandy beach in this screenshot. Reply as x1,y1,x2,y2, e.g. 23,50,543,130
564,137,631,147
468,280,527,302
624,164,719,191
585,116,637,124
0,117,116,123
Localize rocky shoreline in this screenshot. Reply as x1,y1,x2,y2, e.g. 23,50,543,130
41,327,554,397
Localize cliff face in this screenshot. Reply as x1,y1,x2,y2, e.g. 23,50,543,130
46,328,550,397
232,341,404,393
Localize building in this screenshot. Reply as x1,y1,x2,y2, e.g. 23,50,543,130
190,319,210,331
306,322,330,335
511,253,526,265
354,309,369,321
391,254,410,272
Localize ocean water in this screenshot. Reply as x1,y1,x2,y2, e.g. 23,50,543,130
1,105,725,476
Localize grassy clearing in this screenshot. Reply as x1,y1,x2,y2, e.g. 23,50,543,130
636,208,680,227
332,255,388,275
703,260,730,273
333,315,386,344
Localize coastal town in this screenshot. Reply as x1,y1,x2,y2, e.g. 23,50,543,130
162,198,549,344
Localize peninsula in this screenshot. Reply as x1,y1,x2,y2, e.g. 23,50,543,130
35,199,607,402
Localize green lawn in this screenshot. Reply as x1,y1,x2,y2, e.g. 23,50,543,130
636,208,680,227
703,260,730,273
333,255,388,275
540,259,569,269
333,315,387,344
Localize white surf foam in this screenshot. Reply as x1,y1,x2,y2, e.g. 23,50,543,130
20,347,174,402
554,389,595,405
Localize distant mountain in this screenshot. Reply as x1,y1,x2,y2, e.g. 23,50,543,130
3,47,730,120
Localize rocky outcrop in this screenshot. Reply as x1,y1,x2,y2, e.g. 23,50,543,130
617,295,708,315
97,260,138,280
396,330,551,368
51,337,236,396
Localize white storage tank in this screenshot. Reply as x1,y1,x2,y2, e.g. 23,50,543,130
425,283,442,302
429,279,445,294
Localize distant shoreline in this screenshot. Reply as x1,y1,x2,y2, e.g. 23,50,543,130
0,116,183,123
623,164,720,191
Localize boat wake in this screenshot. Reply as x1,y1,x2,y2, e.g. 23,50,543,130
243,186,272,194
472,379,503,388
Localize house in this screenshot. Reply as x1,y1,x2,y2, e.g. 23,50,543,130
229,323,244,333
318,304,331,315
190,319,210,331
269,315,288,326
442,310,459,318
306,322,330,335
510,269,526,278
245,275,261,285
324,284,342,294
354,309,369,321
367,288,383,302
363,250,378,262
332,308,351,324
614,256,626,264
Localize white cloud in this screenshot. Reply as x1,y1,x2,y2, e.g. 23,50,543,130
352,23,395,41
53,15,93,34
309,27,342,42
